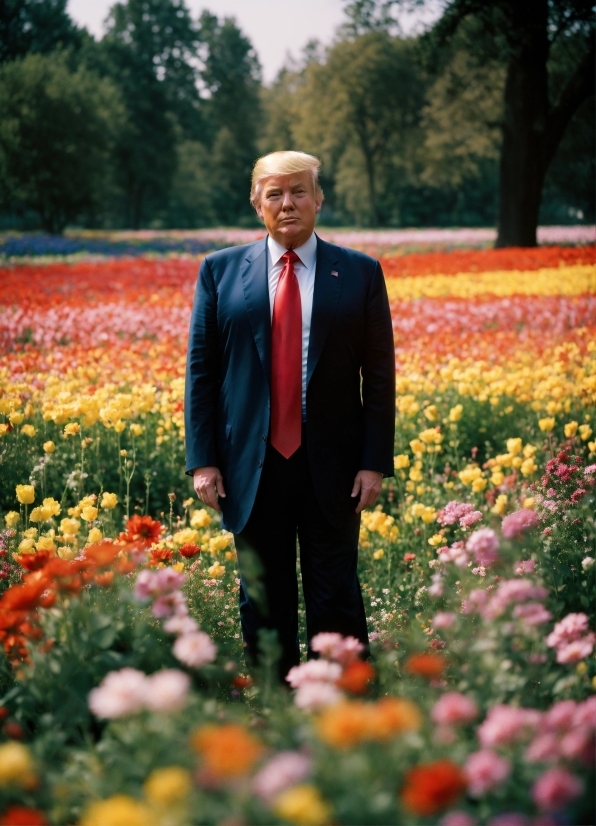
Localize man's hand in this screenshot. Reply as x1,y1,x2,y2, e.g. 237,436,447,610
351,470,383,514
193,467,226,512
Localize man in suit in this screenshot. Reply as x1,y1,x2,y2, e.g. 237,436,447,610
185,151,395,678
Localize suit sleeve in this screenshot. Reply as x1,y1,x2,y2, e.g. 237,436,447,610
184,256,220,474
360,259,395,477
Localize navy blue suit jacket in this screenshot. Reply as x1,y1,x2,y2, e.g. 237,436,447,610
184,235,395,534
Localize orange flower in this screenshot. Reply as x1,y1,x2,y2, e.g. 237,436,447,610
404,652,448,680
120,515,163,545
400,759,466,815
367,697,422,740
149,548,174,566
191,723,264,777
0,806,48,825
13,551,54,572
0,580,48,612
337,660,376,694
82,541,121,568
178,543,201,559
95,571,114,587
315,701,370,749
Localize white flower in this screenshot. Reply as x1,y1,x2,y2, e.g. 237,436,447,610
285,659,341,688
293,681,343,711
173,631,217,668
88,668,147,719
581,556,594,571
163,614,200,636
145,669,191,713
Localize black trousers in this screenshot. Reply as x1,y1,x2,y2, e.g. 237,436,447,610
234,433,369,678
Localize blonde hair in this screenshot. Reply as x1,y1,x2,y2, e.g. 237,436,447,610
250,151,323,206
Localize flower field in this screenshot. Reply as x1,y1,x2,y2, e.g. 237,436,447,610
0,233,595,825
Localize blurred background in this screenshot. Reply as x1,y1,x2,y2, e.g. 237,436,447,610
0,0,593,242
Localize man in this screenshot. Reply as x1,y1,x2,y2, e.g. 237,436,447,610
185,151,395,677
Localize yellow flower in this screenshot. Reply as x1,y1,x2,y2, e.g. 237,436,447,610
491,494,508,516
428,534,444,546
8,411,23,425
424,405,438,421
0,742,35,786
273,785,332,826
143,766,192,805
449,404,463,422
471,477,487,493
87,527,103,544
521,458,538,477
78,495,96,508
393,453,410,469
130,423,144,437
43,440,56,453
17,538,36,554
511,456,523,468
209,533,232,553
579,424,593,441
23,527,37,538
408,467,423,482
190,508,212,528
576,661,587,676
419,428,443,445
81,506,98,522
522,497,535,510
373,549,384,560
63,422,81,437
4,511,19,528
172,561,185,573
21,424,36,438
458,466,482,485
100,492,118,509
29,498,61,523
15,484,35,505
37,536,56,552
522,443,537,458
60,517,81,536
57,546,77,560
538,417,555,433
564,421,578,438
207,562,225,578
490,471,504,486
0,424,9,437
409,438,426,455
173,527,199,546
80,795,153,826
588,441,596,455
420,506,437,524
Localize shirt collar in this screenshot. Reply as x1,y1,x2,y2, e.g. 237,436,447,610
267,232,317,270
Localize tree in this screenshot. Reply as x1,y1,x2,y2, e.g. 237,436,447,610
0,52,123,232
197,11,262,224
344,0,595,246
0,0,85,64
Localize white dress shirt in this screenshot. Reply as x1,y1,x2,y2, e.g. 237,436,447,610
267,232,317,420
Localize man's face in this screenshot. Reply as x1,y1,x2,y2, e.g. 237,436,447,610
255,171,323,249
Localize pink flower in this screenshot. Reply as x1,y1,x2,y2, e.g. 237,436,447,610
152,590,187,618
252,751,312,802
134,567,185,600
543,700,577,730
437,501,480,527
532,767,583,811
438,541,469,567
432,692,478,726
310,632,364,665
173,631,217,668
486,816,529,826
145,669,190,713
512,603,552,626
514,559,536,575
501,509,540,539
440,813,477,826
459,510,483,528
477,705,541,747
573,696,596,729
134,569,156,600
293,681,342,711
525,733,560,763
163,614,200,636
546,613,590,648
559,729,593,761
464,749,511,796
432,612,457,629
461,588,490,615
88,668,147,718
286,660,342,688
555,633,595,663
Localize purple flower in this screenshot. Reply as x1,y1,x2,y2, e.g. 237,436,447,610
501,509,540,539
466,528,499,566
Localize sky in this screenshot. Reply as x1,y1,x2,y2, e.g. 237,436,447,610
67,0,443,83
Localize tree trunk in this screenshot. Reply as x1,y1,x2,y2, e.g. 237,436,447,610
496,1,549,248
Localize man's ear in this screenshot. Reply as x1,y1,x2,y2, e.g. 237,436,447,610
254,202,264,220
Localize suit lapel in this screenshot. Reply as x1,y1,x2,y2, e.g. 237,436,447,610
240,238,270,385
307,236,341,388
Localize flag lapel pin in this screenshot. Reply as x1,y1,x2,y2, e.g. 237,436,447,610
331,270,339,277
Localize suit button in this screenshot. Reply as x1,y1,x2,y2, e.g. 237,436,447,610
258,460,263,467
262,434,267,442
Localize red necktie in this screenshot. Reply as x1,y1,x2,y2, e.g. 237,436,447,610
271,250,302,458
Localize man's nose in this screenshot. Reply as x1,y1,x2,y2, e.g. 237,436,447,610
281,190,295,210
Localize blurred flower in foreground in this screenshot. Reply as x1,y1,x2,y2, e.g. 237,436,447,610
401,759,466,815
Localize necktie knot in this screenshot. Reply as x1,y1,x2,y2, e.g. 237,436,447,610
282,250,300,266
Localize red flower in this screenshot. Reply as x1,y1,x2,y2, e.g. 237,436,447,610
178,543,201,559
3,721,24,740
0,806,48,826
120,515,163,545
82,541,121,568
0,580,48,612
13,551,54,572
148,548,174,566
94,571,114,587
404,652,448,680
232,675,253,689
337,660,376,694
401,759,467,815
